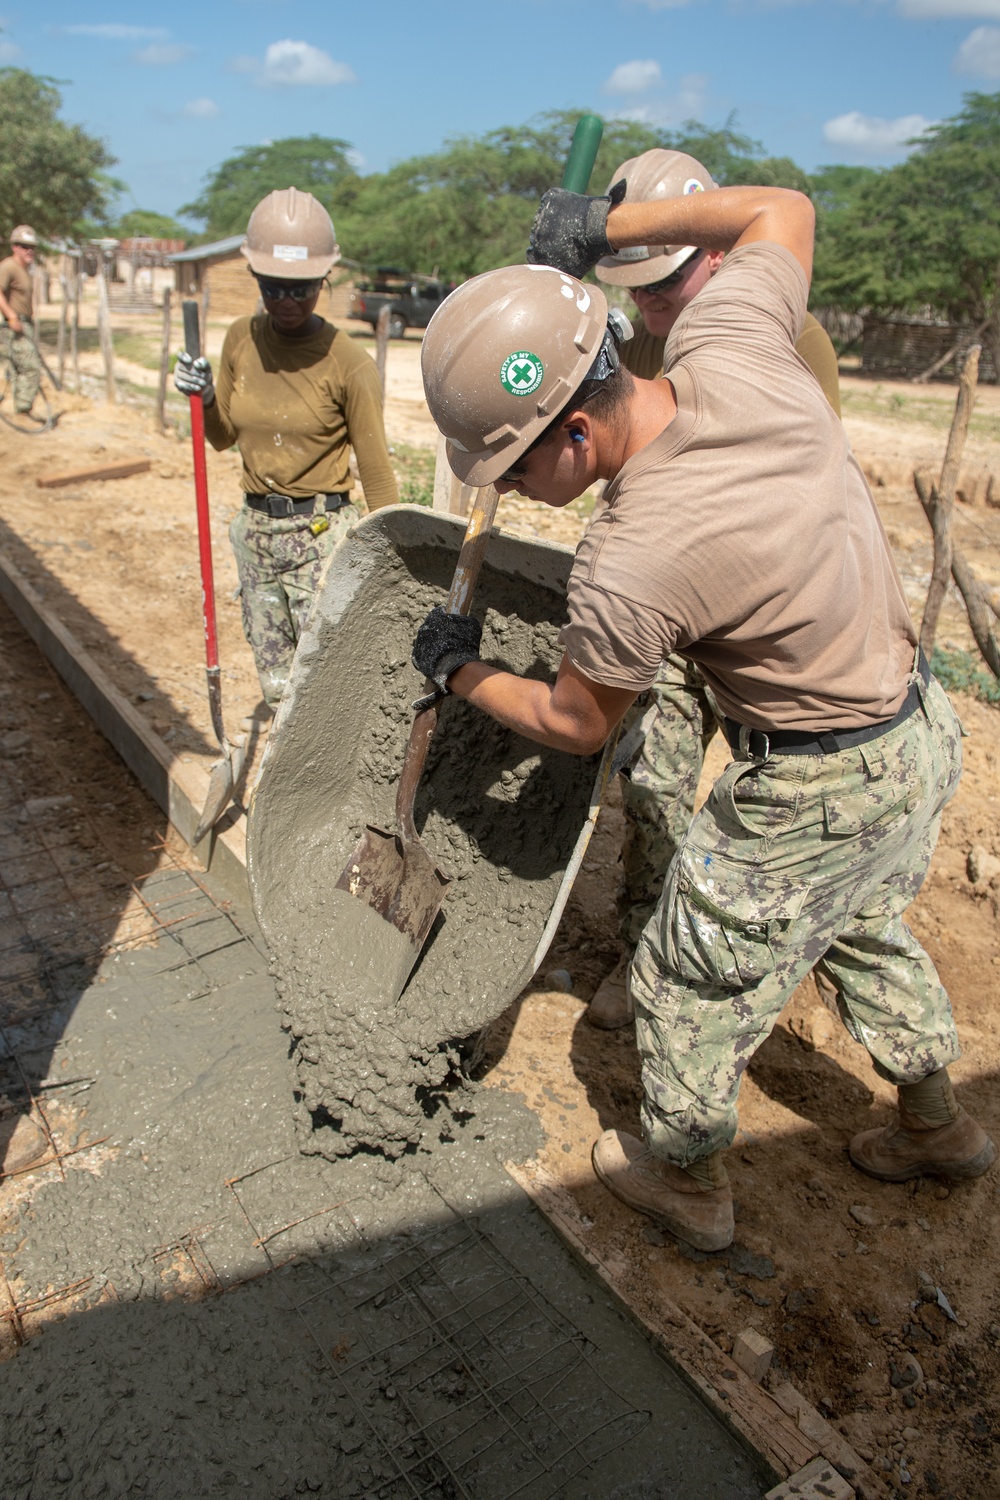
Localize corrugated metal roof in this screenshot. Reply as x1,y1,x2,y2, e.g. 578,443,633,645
167,234,245,263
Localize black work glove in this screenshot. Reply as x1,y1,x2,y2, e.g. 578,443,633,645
526,180,627,279
412,606,482,707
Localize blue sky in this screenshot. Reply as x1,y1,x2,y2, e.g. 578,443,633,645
2,0,998,224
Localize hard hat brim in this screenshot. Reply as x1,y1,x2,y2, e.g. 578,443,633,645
240,242,339,279
445,439,513,489
595,244,700,288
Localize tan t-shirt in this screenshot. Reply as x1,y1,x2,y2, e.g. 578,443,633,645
561,243,916,730
0,257,33,321
622,309,841,417
204,315,398,510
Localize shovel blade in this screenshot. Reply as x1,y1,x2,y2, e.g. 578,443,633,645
336,824,450,959
193,741,246,845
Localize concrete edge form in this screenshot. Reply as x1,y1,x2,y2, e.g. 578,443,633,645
0,547,248,900
504,1157,891,1500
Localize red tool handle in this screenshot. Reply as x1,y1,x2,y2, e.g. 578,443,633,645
183,300,219,675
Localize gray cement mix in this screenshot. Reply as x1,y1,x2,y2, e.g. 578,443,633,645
1,865,767,1500
0,589,769,1500
248,510,605,1160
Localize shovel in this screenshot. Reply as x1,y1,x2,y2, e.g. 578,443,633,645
334,483,500,1001
330,113,605,1004
181,299,246,844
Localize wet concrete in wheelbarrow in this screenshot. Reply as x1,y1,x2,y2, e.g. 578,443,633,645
0,598,769,1499
248,510,609,1161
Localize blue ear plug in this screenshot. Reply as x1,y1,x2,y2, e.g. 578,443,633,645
570,431,585,443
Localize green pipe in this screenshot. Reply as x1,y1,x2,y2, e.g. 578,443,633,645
561,114,604,194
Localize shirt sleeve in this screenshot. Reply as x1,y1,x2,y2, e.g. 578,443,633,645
666,242,808,369
559,576,678,692
341,357,399,511
202,323,240,452
795,315,841,417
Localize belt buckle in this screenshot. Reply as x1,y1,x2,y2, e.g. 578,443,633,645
738,725,770,762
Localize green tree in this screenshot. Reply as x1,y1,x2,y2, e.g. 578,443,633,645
0,67,117,241
180,136,355,240
810,92,1000,371
113,209,188,242
331,109,809,282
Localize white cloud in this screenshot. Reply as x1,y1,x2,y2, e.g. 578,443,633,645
64,23,167,39
258,40,356,87
0,38,20,61
954,22,1000,69
822,110,935,152
182,97,221,119
897,0,1000,16
604,59,662,94
134,42,193,65
228,55,260,74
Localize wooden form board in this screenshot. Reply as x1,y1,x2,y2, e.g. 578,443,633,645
0,547,248,902
36,459,151,490
504,1156,889,1500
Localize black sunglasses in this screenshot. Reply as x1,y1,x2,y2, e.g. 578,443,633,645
634,249,704,297
255,276,323,302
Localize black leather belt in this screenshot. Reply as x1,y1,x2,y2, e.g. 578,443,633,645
244,491,350,518
723,650,930,760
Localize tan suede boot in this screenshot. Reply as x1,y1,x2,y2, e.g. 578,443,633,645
586,955,634,1031
592,1129,734,1251
850,1103,996,1183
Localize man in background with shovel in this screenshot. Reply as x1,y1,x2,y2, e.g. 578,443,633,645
587,148,842,1030
412,178,994,1253
0,225,43,420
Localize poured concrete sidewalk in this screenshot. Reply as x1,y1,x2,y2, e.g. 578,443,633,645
0,599,769,1500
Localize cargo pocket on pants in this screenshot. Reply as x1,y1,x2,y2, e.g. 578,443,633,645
662,847,812,991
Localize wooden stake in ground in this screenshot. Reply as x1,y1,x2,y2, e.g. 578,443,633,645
375,304,391,395
57,272,68,389
919,344,980,657
70,257,80,394
156,287,172,434
914,469,1000,680
96,267,117,405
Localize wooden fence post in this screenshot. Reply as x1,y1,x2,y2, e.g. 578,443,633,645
70,257,80,394
96,264,117,404
431,430,475,517
920,345,980,656
156,287,172,433
57,272,68,389
375,304,391,395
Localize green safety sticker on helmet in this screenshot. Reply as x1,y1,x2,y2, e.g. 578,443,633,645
500,350,544,397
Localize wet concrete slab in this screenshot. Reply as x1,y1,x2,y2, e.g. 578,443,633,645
0,598,770,1498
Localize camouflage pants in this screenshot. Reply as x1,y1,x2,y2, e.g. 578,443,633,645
229,500,360,707
620,653,719,946
0,322,41,413
629,672,963,1168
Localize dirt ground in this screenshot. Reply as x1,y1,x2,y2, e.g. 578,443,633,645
2,305,1000,1497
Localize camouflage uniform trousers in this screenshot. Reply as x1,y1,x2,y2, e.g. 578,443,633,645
629,671,963,1168
229,500,361,708
0,321,41,413
620,653,720,947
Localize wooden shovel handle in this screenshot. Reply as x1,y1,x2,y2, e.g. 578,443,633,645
396,485,500,841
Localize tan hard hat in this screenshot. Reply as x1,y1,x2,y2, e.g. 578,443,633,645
422,264,609,487
595,150,716,288
240,188,339,278
10,225,38,247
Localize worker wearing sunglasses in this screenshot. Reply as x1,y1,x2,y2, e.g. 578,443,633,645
582,149,842,1033
174,188,398,709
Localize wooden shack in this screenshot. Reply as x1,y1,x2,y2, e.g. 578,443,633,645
861,315,996,383
169,236,356,323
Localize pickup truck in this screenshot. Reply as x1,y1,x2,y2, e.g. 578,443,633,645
347,271,453,338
